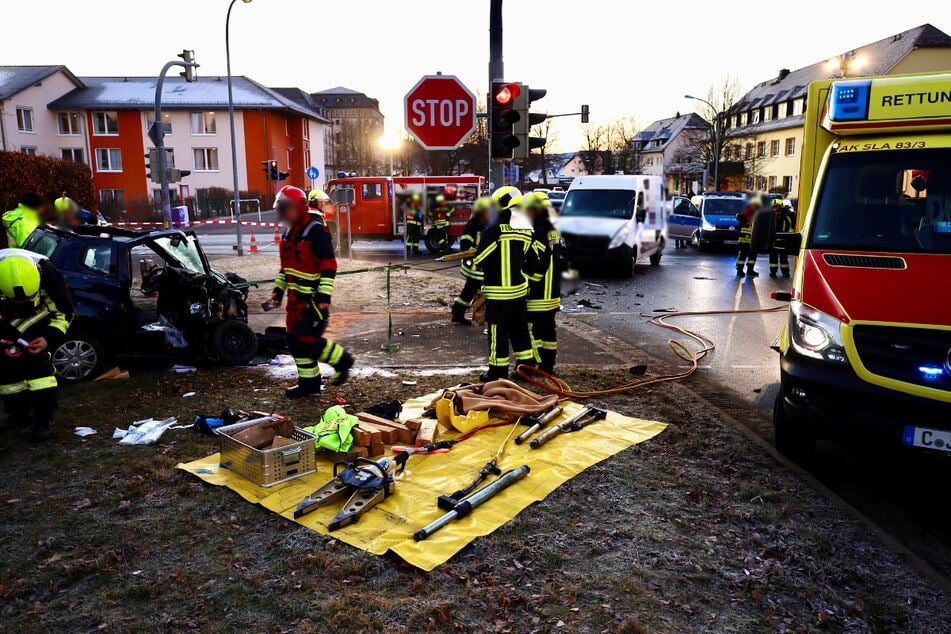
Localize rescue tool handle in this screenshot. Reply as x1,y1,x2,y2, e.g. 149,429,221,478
529,407,592,449
515,406,564,444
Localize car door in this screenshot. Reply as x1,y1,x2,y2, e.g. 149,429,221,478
668,196,701,239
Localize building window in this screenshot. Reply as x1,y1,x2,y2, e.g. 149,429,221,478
764,107,773,122
190,112,216,135
757,176,767,191
768,175,778,190
770,140,781,157
92,111,119,135
20,146,37,156
744,143,754,159
58,112,82,135
783,176,794,193
146,113,173,135
61,148,85,163
302,122,309,140
751,110,760,125
792,98,805,117
16,107,34,132
785,137,796,156
193,147,219,171
746,176,755,190
756,141,766,157
304,147,311,171
95,148,122,172
99,189,126,215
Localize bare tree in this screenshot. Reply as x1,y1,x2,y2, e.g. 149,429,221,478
578,117,642,175
529,114,558,184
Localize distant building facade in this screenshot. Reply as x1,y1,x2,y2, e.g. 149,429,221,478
633,112,710,194
311,87,385,177
725,24,951,195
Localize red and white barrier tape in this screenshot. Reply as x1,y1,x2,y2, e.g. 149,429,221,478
112,219,282,228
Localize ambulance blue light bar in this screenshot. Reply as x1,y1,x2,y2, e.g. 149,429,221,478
828,80,871,121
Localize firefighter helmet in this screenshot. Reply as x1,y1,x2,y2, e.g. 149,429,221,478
473,196,491,214
0,255,40,302
435,194,446,203
54,196,78,216
308,189,330,203
274,186,309,213
491,186,523,211
412,193,422,202
523,191,550,210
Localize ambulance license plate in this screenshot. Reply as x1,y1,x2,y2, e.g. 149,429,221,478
724,240,739,245
903,425,951,452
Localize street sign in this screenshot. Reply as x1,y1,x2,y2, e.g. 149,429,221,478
404,75,477,150
306,166,320,180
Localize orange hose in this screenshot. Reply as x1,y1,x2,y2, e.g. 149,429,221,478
517,305,787,399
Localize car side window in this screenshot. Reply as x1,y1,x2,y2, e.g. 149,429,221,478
361,183,383,200
80,244,116,276
30,234,59,258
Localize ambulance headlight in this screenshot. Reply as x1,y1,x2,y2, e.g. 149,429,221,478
789,301,848,364
608,225,630,249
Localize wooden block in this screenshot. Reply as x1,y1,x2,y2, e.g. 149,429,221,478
403,419,422,432
415,419,438,447
326,447,368,461
356,413,416,445
233,425,276,449
355,422,396,445
354,425,381,446
367,443,385,458
269,435,297,450
350,446,369,459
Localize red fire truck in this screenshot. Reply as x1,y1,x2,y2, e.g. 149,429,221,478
324,175,485,252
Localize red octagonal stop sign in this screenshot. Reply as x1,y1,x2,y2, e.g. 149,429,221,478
404,75,477,150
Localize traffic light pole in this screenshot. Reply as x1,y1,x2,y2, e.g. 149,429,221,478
151,56,197,228
226,0,245,255
488,0,505,190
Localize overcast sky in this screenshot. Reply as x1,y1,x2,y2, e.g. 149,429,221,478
6,1,949,152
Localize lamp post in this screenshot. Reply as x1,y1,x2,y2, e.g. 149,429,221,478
379,134,400,176
226,0,252,256
685,94,722,192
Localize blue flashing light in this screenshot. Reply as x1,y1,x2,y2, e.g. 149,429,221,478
829,80,872,121
918,365,944,381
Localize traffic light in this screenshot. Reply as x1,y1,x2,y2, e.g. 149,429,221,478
178,50,198,82
168,168,191,183
490,81,521,160
581,104,590,124
278,170,290,182
146,149,161,183
514,85,548,162
262,160,279,180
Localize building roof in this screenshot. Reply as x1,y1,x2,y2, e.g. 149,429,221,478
736,23,951,111
634,112,709,151
269,87,331,123
48,76,326,120
0,65,82,101
311,87,381,110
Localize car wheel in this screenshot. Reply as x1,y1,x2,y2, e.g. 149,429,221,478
621,247,637,279
773,392,815,461
211,320,258,366
649,249,662,266
52,335,105,383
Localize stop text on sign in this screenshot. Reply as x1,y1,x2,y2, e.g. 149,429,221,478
409,98,471,128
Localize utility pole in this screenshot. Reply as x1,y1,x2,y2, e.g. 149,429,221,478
488,0,504,190
151,52,198,227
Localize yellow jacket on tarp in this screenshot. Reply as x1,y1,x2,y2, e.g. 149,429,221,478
3,204,41,247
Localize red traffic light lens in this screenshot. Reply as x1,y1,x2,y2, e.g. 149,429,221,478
494,82,520,105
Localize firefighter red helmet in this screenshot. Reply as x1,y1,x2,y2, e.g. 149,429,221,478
274,185,308,213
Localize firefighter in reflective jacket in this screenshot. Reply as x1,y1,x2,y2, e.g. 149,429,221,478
523,191,565,375
405,193,424,255
0,251,72,442
769,199,794,278
735,197,761,278
473,187,537,381
3,191,49,248
429,194,453,252
451,196,490,326
269,186,354,398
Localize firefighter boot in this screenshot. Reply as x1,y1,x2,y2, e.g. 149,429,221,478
746,264,759,278
30,391,57,443
479,367,509,383
285,376,324,399
331,351,355,387
510,362,536,382
538,349,557,376
451,302,472,326
735,265,745,278
1,393,33,431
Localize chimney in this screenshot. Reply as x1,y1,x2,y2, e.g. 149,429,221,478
778,68,791,81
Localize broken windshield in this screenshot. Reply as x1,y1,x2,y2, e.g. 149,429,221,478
153,235,206,274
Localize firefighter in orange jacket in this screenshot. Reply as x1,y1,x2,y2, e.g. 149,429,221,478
268,186,354,398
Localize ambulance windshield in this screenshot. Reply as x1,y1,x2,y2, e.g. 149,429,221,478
809,148,951,254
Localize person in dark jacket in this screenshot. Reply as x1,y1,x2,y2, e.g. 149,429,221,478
523,191,565,375
769,199,795,277
472,187,537,381
735,197,762,278
451,196,490,325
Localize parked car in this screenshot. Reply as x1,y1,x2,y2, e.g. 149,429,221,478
668,195,701,247
557,174,667,277
695,195,749,251
547,190,566,212
23,226,259,382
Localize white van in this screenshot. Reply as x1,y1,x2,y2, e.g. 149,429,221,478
556,175,667,277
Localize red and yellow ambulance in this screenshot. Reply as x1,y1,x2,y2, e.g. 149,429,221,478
755,72,951,457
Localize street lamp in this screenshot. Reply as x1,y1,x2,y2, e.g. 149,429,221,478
379,134,400,176
685,94,722,192
226,0,253,256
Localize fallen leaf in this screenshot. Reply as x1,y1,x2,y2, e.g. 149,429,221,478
73,498,93,510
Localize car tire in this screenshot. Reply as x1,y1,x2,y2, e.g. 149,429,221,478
621,246,637,279
773,392,815,462
649,248,662,266
211,320,258,366
52,334,105,383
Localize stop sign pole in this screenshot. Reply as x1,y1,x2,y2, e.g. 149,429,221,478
404,74,478,150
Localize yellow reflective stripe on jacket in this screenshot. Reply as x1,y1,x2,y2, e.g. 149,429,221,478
274,272,288,291
0,381,27,395
317,277,335,296
27,376,57,391
11,308,50,333
287,283,316,294
472,241,497,266
527,298,560,312
483,282,528,300
284,267,320,281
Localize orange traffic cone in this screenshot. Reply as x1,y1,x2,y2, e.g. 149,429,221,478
273,226,281,242
249,229,259,253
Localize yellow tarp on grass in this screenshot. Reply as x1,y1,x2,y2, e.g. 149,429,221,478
177,398,666,571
